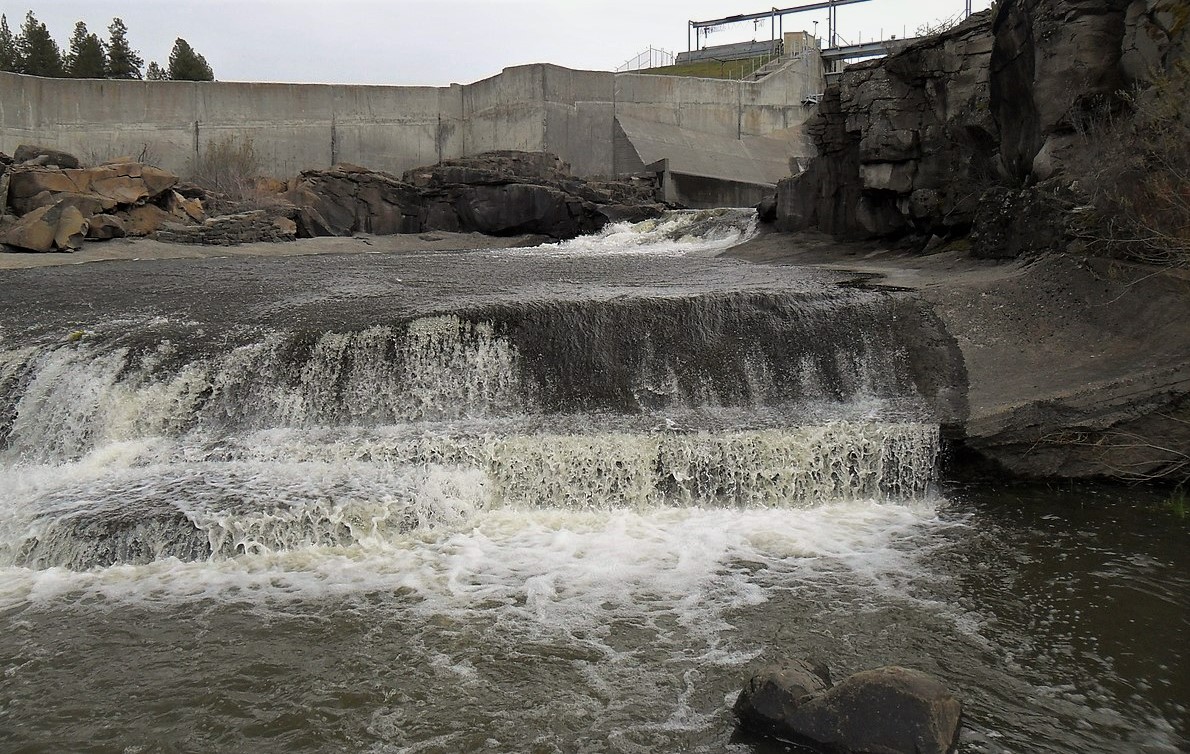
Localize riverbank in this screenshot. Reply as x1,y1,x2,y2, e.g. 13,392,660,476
728,230,1190,482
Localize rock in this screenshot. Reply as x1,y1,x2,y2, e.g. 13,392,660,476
451,183,599,238
6,163,178,216
771,0,1189,243
735,664,962,754
272,216,297,237
154,210,296,245
86,214,127,240
13,144,81,169
756,193,778,223
120,204,176,237
289,152,664,240
24,191,114,218
164,190,206,223
733,660,832,737
969,185,1069,259
2,203,90,252
287,165,421,236
773,12,997,239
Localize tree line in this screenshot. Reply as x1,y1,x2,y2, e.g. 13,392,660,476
0,11,214,81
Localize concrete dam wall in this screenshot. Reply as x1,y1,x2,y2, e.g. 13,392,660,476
0,58,823,207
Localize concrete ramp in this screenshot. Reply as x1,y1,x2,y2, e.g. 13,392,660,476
615,114,804,208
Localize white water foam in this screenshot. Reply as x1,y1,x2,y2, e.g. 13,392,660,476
0,500,953,621
529,209,759,257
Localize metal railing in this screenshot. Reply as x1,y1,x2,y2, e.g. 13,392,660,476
615,47,676,73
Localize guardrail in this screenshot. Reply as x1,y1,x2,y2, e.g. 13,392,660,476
615,47,676,73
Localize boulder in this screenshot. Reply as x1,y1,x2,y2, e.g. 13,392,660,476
164,190,206,223
287,164,421,236
290,152,665,240
2,203,90,252
86,214,127,240
120,204,176,237
735,664,962,754
6,163,178,216
13,144,81,169
733,660,832,737
451,183,600,238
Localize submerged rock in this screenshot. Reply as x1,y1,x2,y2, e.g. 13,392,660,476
735,663,962,754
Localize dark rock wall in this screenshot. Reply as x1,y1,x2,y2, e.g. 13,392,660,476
774,0,1187,242
775,12,998,239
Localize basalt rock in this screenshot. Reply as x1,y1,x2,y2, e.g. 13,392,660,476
771,0,1188,249
735,663,962,754
2,203,90,252
773,11,997,240
290,151,665,241
13,144,82,169
287,164,422,237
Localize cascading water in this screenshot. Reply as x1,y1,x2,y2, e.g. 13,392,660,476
2,210,1180,754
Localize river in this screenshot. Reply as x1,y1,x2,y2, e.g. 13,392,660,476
0,211,1185,753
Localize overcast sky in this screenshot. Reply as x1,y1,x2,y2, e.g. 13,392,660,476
14,1,993,86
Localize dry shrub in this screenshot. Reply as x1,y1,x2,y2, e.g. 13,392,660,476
1071,64,1190,267
187,134,288,214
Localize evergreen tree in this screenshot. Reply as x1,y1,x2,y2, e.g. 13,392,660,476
105,18,142,79
16,11,64,77
65,21,106,78
166,38,214,81
0,15,17,73
146,61,167,81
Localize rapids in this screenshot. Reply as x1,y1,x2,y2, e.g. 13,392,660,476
0,210,1184,753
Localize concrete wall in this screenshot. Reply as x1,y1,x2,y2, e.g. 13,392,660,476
0,57,823,187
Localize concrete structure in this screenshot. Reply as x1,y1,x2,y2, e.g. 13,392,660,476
0,53,823,208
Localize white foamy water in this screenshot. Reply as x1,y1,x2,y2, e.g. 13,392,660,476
0,500,951,615
530,208,759,257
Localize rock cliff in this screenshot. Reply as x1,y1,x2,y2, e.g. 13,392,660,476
771,0,1187,247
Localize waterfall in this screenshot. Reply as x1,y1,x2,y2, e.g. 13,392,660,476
0,211,966,571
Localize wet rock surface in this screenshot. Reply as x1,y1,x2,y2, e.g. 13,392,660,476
735,662,962,754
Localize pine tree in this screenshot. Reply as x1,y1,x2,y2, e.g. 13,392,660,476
146,61,167,81
0,15,17,73
65,21,106,78
105,18,142,79
166,38,214,81
16,11,64,77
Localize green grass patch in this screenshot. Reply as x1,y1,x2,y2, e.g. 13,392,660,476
641,56,771,80
1165,486,1188,519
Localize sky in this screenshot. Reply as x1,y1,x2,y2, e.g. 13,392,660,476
12,1,994,86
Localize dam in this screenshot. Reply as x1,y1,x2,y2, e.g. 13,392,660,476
0,46,823,208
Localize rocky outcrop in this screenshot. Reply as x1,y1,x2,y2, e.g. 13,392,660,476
6,162,178,216
1,147,206,252
771,0,1188,247
287,164,422,237
735,663,962,754
288,151,665,240
774,11,998,240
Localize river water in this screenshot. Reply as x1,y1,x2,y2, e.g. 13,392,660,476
0,211,1185,753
